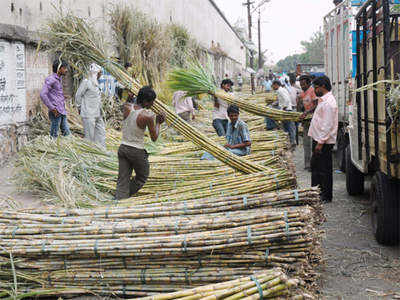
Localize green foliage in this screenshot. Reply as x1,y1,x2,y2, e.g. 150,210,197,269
167,58,217,96
275,30,324,72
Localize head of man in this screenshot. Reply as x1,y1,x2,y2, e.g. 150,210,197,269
288,73,296,85
53,60,68,76
333,0,343,6
227,104,240,125
312,76,332,97
271,80,281,91
221,79,234,92
137,86,157,109
299,75,312,92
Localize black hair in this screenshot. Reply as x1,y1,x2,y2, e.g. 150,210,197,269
312,76,332,92
299,74,312,84
136,86,156,105
221,79,234,87
227,104,239,115
272,80,281,86
288,73,296,84
52,59,68,73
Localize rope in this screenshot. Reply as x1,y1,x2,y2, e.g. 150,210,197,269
247,226,252,245
250,276,264,300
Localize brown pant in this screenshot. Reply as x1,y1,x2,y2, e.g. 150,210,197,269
116,144,149,200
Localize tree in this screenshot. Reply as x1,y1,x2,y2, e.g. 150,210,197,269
275,29,324,73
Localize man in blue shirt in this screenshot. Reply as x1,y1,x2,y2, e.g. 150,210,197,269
224,105,251,156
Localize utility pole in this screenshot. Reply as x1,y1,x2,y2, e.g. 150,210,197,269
243,0,255,94
258,9,262,70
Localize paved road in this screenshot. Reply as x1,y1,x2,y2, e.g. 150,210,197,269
294,143,400,299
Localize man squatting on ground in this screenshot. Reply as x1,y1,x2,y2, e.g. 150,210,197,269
271,80,297,149
307,76,338,202
224,105,251,156
40,59,71,138
172,90,195,122
115,86,166,200
75,63,106,148
298,74,317,170
212,79,233,136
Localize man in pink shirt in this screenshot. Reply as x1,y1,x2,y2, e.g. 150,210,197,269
308,76,338,202
172,91,195,122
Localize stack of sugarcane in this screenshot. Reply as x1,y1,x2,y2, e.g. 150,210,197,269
137,270,313,300
0,196,320,298
167,60,307,122
15,134,294,207
42,13,269,175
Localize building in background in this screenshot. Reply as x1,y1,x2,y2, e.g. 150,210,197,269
0,0,246,163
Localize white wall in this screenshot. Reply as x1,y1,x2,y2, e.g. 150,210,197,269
2,0,245,66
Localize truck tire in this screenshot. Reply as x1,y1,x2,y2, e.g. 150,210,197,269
345,146,364,195
370,172,400,245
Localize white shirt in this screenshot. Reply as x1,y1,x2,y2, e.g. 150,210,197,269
75,78,102,118
308,92,338,144
286,85,301,109
276,87,292,111
212,90,231,120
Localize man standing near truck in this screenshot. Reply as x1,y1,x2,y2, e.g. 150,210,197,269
308,76,338,203
299,75,317,170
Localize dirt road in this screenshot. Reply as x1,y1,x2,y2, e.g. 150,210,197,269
294,144,400,299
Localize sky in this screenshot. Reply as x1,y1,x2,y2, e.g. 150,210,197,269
213,0,336,64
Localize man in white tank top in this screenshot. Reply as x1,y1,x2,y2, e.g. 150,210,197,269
115,86,165,200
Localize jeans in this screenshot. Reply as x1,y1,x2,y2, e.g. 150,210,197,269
212,119,228,136
264,117,278,130
82,117,106,148
49,111,70,138
282,121,296,145
116,144,150,200
311,141,334,201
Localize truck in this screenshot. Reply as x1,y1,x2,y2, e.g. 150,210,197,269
324,0,400,245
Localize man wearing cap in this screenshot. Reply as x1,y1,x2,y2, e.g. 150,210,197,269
75,63,106,147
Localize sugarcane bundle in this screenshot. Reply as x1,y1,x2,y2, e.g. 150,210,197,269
43,13,269,175
15,134,291,207
137,270,313,300
167,60,306,122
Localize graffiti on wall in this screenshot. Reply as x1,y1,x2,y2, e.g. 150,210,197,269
0,39,26,125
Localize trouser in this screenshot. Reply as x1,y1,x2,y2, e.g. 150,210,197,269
178,111,191,122
82,116,106,148
49,111,70,138
116,144,149,200
303,122,312,169
264,117,278,130
212,119,228,136
311,141,334,201
282,120,296,146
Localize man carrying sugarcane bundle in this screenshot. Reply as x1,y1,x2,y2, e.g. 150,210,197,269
224,105,251,156
271,80,297,150
115,86,165,200
298,74,317,170
75,63,106,148
212,79,233,136
172,90,195,122
308,76,338,202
